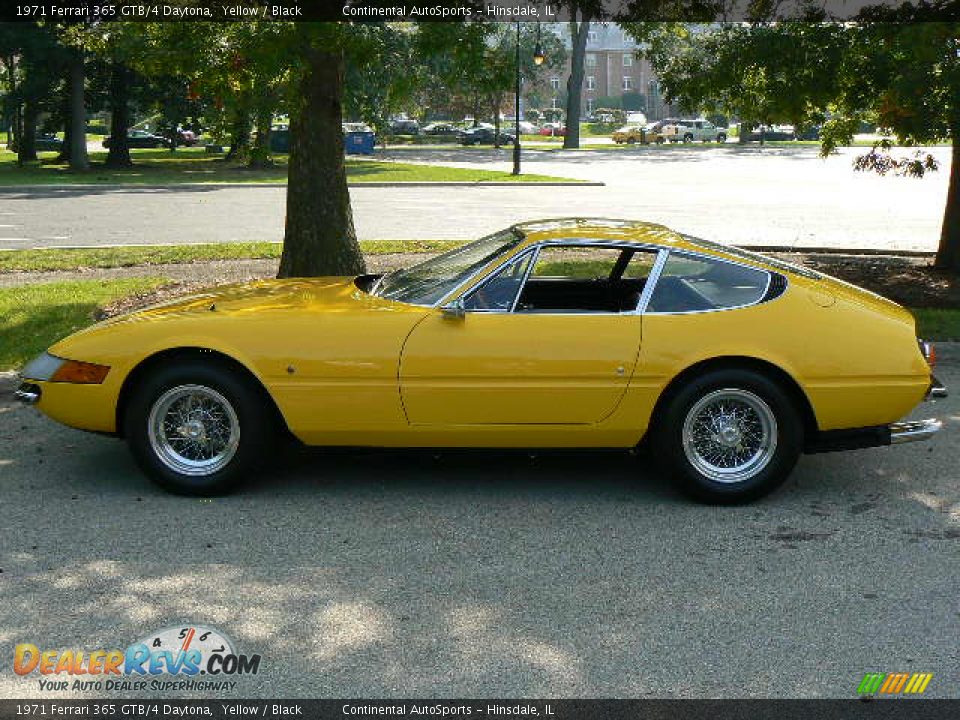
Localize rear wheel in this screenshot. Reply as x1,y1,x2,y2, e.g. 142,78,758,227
683,133,694,143
651,369,802,503
717,133,727,143
123,360,275,495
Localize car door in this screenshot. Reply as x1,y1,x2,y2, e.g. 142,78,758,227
399,244,661,426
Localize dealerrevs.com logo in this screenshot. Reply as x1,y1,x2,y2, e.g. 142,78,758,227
14,625,261,692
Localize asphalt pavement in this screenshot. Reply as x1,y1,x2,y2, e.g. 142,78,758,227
0,144,950,252
0,350,957,699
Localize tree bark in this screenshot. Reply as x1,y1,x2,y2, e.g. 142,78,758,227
225,100,250,161
563,12,591,150
67,50,88,171
935,136,960,272
104,61,132,169
278,47,365,278
17,101,38,164
247,105,273,169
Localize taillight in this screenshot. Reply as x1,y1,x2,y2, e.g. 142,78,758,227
918,339,936,367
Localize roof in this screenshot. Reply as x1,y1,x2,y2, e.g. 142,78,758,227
512,217,688,247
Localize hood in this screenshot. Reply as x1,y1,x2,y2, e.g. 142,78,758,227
100,276,394,326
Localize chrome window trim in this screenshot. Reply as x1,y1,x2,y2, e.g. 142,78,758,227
437,238,785,318
453,239,662,317
642,248,778,316
455,247,540,314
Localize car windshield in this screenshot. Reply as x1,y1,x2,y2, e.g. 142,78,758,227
372,229,524,306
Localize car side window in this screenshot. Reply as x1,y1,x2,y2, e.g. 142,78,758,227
646,253,769,313
462,253,533,312
515,244,658,314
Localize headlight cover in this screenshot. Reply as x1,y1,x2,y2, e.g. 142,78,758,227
21,352,110,384
21,352,66,381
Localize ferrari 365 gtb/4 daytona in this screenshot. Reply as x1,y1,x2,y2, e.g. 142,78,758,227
18,219,946,502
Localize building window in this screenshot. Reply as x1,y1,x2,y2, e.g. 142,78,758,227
587,30,598,43
586,76,596,90
586,53,597,67
623,54,633,67
551,97,558,109
622,76,633,90
550,77,560,90
587,98,595,113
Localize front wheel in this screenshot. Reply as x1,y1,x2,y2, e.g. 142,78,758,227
123,360,275,495
651,369,803,503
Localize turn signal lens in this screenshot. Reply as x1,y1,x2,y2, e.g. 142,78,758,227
50,359,110,384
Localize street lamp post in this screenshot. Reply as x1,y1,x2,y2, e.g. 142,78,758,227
513,22,545,176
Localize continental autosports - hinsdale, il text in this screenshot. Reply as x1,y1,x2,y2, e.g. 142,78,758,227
341,5,551,19
343,705,550,716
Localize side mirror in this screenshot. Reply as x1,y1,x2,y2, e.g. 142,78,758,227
441,298,466,320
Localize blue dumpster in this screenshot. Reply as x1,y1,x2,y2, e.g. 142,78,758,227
345,130,375,155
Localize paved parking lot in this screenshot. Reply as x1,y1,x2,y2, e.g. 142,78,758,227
0,350,957,699
0,145,949,252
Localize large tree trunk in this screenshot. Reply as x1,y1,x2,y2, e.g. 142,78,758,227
225,99,250,161
935,136,960,272
278,48,364,278
17,101,38,164
105,61,132,169
54,88,71,164
248,104,273,169
67,50,88,170
563,13,591,150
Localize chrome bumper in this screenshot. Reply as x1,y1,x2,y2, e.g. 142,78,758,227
927,375,948,399
889,419,942,445
14,382,40,404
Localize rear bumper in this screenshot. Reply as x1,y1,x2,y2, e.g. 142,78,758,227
805,418,941,453
889,418,942,444
927,375,948,399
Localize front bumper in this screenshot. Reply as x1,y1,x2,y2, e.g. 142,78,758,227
15,382,41,404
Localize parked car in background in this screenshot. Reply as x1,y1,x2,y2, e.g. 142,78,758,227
612,125,645,144
457,127,515,146
644,118,683,143
34,133,63,151
658,119,727,143
538,122,566,137
745,124,797,141
422,122,459,136
389,119,420,135
103,129,170,149
178,129,199,146
504,120,538,135
795,125,821,141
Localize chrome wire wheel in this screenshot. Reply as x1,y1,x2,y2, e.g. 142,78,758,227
147,384,240,477
681,388,778,484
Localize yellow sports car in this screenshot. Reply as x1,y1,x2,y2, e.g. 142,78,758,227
17,219,946,502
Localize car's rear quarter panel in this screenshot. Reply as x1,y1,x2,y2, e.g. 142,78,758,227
631,278,930,434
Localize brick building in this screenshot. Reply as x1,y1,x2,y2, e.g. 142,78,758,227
533,22,675,121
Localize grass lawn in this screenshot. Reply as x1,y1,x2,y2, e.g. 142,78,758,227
0,147,576,185
0,240,462,273
0,277,166,370
913,308,960,342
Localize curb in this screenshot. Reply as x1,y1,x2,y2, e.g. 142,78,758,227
0,180,601,190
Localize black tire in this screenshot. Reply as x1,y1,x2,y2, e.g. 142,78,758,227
123,359,276,495
651,369,803,504
717,133,727,143
683,133,694,143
